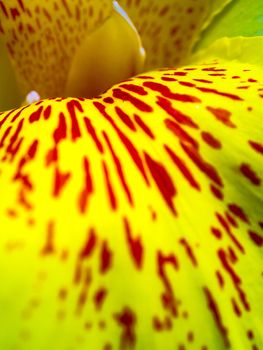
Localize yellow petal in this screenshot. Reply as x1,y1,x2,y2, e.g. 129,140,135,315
0,37,263,349
0,0,115,97
65,1,145,98
190,36,263,66
119,0,233,69
0,38,22,111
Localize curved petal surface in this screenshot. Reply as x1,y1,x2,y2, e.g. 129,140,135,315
0,37,263,350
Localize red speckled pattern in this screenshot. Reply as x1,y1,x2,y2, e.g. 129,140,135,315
0,0,112,96
119,0,232,68
0,55,262,349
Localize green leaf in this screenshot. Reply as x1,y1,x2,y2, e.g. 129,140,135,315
196,0,263,51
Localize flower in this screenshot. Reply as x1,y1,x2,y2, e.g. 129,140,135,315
0,1,262,350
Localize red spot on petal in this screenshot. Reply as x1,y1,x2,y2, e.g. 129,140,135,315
145,152,177,214
202,67,226,72
114,307,137,349
165,119,198,148
240,163,261,186
210,185,224,200
84,117,104,153
120,84,147,96
134,114,155,139
152,315,172,331
157,251,179,317
248,230,263,247
193,79,212,84
67,99,83,141
161,77,177,82
248,141,263,155
102,160,117,210
103,131,133,205
178,81,195,88
95,102,149,185
228,204,249,224
201,131,222,149
78,157,93,214
100,241,113,274
46,147,58,166
203,287,230,347
94,288,107,311
6,118,24,161
173,71,187,76
218,248,250,311
103,97,114,104
143,81,201,103
157,96,199,128
216,270,225,289
199,87,242,101
79,228,97,260
247,330,254,340
113,88,153,112
115,106,136,131
43,105,52,120
211,227,222,239
53,112,67,144
29,106,43,123
231,298,242,317
179,238,197,266
41,221,55,256
0,126,12,148
53,167,71,197
216,213,244,253
181,143,223,187
165,145,200,190
123,217,144,269
206,106,236,128
11,106,29,123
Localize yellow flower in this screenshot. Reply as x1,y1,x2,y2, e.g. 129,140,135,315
0,1,262,350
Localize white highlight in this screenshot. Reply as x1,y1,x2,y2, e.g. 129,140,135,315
26,90,40,104
113,1,136,30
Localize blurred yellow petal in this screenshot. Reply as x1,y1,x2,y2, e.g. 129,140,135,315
0,36,262,349
65,1,145,98
0,38,22,111
119,0,233,69
0,0,144,99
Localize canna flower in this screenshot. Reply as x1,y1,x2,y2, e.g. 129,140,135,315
0,1,262,349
